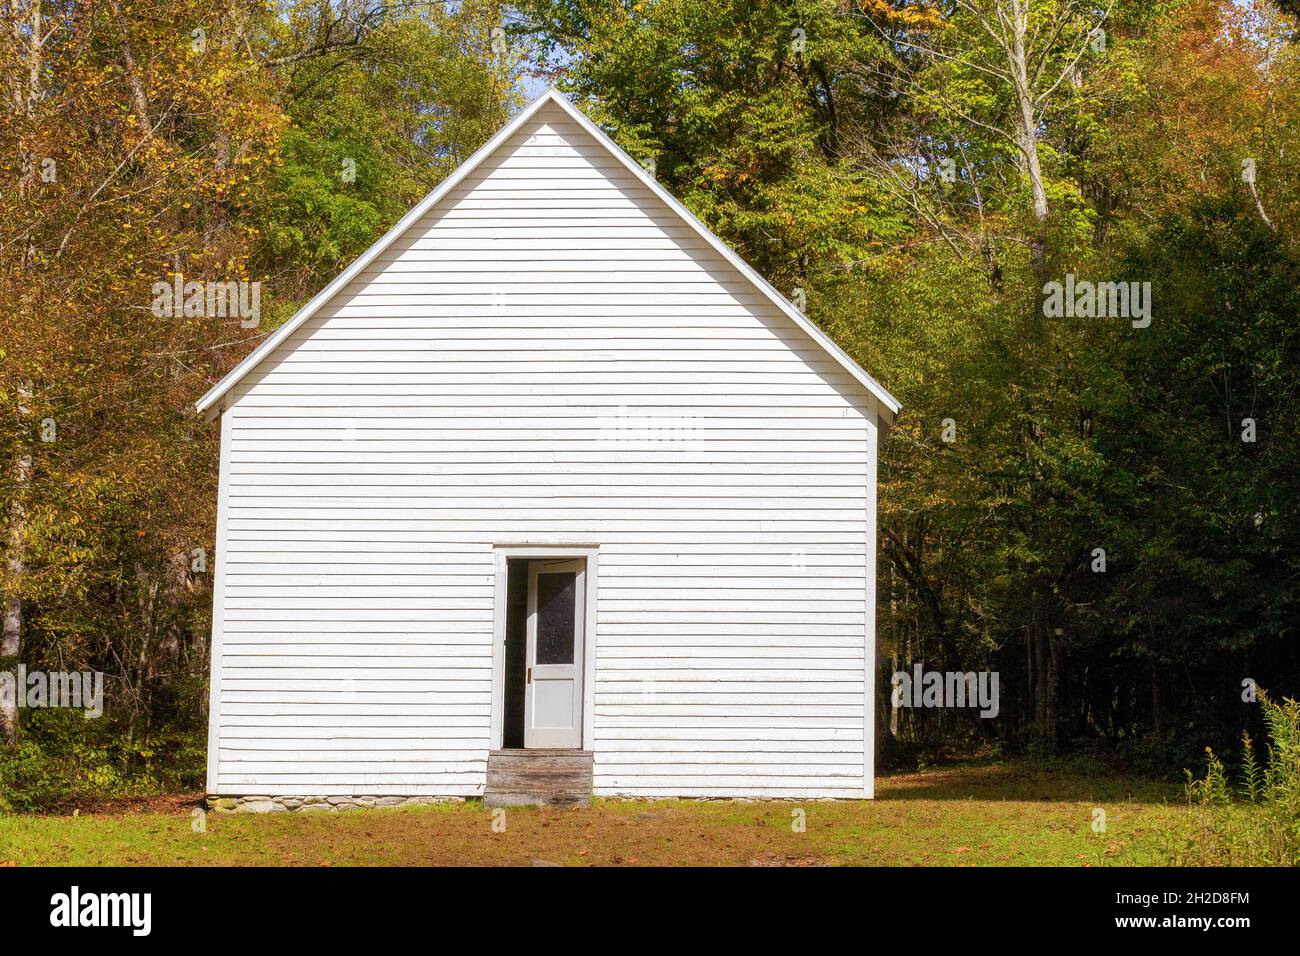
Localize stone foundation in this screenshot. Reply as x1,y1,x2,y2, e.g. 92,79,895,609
206,794,467,813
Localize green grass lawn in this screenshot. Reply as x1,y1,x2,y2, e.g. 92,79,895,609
0,761,1188,866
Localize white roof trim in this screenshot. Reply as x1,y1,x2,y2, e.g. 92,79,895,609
196,88,901,420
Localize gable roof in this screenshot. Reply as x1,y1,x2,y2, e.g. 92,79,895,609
196,88,901,421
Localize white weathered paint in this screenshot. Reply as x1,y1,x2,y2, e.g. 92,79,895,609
203,90,896,799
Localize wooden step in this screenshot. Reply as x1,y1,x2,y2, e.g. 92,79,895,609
487,750,594,772
484,749,593,807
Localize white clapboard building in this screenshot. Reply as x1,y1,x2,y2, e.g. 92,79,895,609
197,89,900,809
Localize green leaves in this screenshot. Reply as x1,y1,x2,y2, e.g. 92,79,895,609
523,0,901,285
257,128,392,280
251,1,518,301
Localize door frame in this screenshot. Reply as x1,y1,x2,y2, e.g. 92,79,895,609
491,544,598,751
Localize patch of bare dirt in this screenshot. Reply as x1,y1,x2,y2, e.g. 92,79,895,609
41,792,205,816
747,853,830,867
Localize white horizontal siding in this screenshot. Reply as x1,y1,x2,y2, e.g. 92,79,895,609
211,101,875,798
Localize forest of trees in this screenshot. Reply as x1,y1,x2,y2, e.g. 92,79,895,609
2,0,1299,805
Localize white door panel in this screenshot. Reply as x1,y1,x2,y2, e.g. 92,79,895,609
525,559,585,748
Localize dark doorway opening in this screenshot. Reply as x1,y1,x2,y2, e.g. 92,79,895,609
502,559,529,748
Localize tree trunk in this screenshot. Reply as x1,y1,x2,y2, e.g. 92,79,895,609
107,0,153,140
1008,0,1049,224
1028,583,1060,751
3,3,42,742
1,384,32,742
1151,662,1165,738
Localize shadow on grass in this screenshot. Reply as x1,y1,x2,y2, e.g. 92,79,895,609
876,760,1182,805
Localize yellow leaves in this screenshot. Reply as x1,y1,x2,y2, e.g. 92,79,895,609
853,0,942,32
702,163,731,184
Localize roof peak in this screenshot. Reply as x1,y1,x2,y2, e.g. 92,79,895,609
196,90,900,420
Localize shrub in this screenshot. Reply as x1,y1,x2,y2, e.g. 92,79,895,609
1157,692,1300,866
0,708,206,813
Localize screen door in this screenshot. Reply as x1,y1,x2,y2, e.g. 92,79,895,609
524,559,586,748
